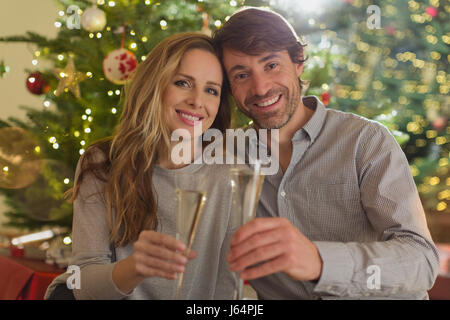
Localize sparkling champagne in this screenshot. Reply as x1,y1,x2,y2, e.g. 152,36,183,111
230,167,265,300
173,188,207,299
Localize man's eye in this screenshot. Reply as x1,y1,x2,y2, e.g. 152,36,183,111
268,63,278,70
235,73,248,80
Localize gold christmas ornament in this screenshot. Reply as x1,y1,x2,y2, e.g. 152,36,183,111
54,57,87,98
0,127,42,189
81,6,107,32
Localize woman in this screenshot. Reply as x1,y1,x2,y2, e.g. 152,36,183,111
45,32,236,299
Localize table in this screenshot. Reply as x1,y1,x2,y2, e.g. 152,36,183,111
0,253,448,300
0,255,65,300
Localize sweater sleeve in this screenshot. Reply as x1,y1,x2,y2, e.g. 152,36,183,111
70,152,132,300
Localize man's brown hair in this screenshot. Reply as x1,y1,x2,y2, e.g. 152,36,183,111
213,7,307,63
212,7,307,87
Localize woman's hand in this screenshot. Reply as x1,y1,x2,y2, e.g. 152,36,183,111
132,230,197,280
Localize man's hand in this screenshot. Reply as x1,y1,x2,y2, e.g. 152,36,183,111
227,217,323,281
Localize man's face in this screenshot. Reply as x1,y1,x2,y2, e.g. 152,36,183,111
222,48,303,129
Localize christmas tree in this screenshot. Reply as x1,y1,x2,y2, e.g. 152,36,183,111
0,0,265,232
293,0,449,240
0,0,448,242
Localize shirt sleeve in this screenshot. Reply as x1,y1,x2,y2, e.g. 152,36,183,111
70,152,133,300
312,122,440,298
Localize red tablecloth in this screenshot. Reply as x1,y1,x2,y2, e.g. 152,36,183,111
0,256,64,300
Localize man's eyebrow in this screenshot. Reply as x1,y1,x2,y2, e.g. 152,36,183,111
258,53,280,63
227,53,281,74
177,73,221,87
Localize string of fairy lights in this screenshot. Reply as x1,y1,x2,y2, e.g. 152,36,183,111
17,0,449,217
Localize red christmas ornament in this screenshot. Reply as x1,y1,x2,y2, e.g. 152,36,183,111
103,48,138,85
321,91,331,106
433,116,447,131
425,7,438,17
385,26,396,36
26,72,50,95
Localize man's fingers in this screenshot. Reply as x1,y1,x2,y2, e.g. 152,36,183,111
230,217,290,246
227,227,285,263
239,256,290,281
229,242,285,272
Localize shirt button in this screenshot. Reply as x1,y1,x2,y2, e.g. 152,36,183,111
280,191,286,197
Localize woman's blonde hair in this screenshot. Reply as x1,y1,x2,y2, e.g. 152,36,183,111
67,32,231,247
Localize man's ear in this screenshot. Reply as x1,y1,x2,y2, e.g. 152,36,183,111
295,62,304,78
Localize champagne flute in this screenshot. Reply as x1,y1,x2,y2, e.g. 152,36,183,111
229,163,265,300
172,172,207,299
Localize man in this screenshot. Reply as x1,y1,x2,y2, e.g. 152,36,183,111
212,7,439,299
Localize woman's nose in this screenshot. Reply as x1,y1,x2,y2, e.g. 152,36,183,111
187,89,204,109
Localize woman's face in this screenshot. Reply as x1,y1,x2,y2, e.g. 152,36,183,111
163,48,223,139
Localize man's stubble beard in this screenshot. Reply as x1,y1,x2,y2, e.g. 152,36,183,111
238,81,302,130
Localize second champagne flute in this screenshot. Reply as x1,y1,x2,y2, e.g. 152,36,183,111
173,171,207,299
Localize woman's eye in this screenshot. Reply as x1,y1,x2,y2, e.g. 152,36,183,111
175,80,190,87
206,88,219,96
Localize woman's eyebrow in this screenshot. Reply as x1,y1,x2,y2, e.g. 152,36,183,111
177,73,221,87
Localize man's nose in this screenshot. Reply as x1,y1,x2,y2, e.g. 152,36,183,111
251,72,271,97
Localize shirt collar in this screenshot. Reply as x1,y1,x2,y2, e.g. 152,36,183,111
292,96,326,143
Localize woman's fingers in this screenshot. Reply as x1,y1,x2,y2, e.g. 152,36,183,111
133,230,196,279
140,230,186,252
134,241,188,264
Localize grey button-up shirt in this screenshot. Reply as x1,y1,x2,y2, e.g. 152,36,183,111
249,96,440,299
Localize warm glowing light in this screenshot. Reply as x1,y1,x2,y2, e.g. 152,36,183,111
63,236,72,245
437,202,447,212
12,230,54,245
64,178,70,184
